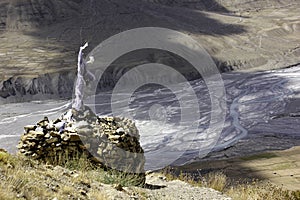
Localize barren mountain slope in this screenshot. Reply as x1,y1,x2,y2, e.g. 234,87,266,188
0,0,299,100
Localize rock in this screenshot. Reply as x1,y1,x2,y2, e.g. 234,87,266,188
54,121,65,131
24,125,37,133
80,189,87,196
116,127,125,135
65,127,76,133
50,131,60,137
0,148,7,153
53,119,61,124
36,127,44,132
21,135,37,142
29,131,44,138
108,135,120,141
114,184,123,191
68,133,81,142
37,117,49,127
105,117,114,122
61,134,69,141
46,137,59,144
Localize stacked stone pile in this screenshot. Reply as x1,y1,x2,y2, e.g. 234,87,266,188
17,106,145,184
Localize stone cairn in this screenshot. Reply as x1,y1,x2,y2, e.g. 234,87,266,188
17,106,145,185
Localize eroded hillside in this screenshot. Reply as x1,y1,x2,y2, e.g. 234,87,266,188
0,0,299,101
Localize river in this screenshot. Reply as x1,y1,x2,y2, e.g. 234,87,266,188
1,66,300,170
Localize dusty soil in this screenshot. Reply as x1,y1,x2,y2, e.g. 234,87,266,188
175,146,300,191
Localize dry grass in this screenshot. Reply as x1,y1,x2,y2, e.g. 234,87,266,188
98,169,145,187
161,167,300,200
0,151,147,199
226,181,300,200
0,152,118,199
88,190,108,200
130,187,149,200
0,182,16,200
162,168,203,187
204,171,227,192
1,150,299,200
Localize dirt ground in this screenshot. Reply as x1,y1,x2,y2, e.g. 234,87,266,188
175,146,300,191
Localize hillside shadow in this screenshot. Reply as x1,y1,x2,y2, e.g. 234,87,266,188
0,0,247,82
129,0,246,36
0,0,249,101
142,0,231,13
21,0,246,51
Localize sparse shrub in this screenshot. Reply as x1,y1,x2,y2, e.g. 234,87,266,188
2,167,31,199
0,186,15,200
292,190,300,199
44,150,96,171
0,151,10,164
161,167,203,187
204,171,227,192
99,168,145,187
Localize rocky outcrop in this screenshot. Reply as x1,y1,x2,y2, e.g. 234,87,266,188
17,106,145,185
0,71,76,101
